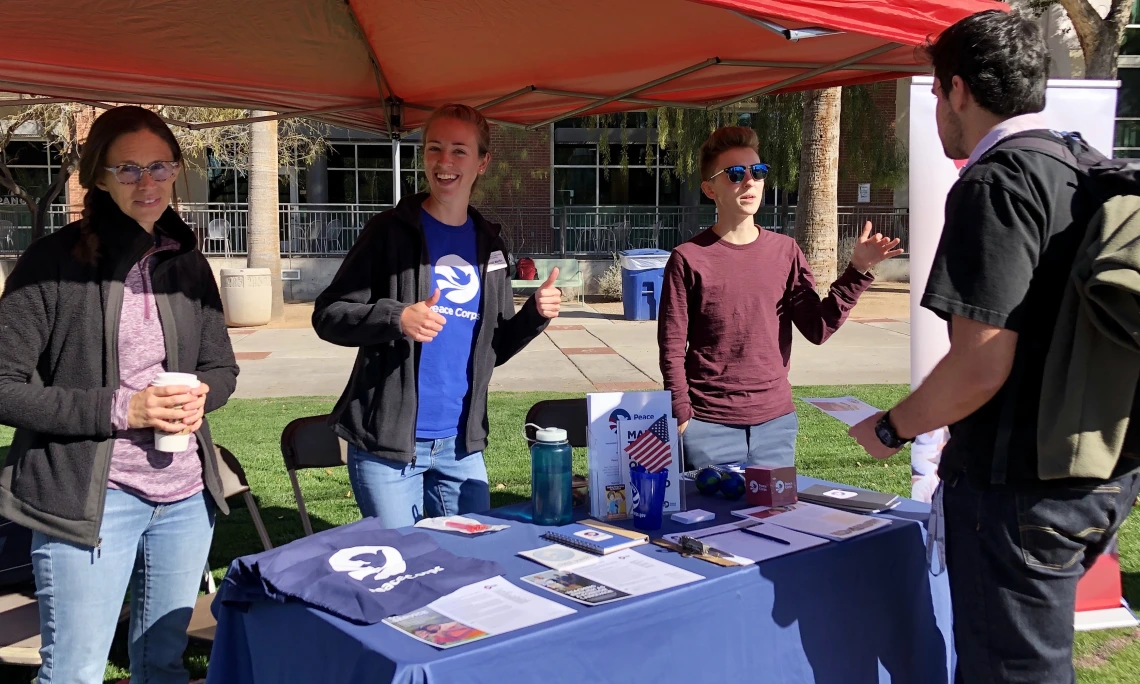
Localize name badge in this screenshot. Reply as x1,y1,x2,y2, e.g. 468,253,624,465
488,250,508,272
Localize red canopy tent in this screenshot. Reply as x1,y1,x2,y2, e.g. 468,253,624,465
1,0,1004,133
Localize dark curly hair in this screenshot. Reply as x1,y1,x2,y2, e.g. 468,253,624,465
922,9,1049,117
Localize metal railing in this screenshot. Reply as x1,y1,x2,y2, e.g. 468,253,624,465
1,203,908,258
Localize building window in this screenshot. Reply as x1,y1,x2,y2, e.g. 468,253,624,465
325,142,395,205
399,143,427,198
0,140,68,206
552,142,676,207
1117,11,1140,157
206,148,248,204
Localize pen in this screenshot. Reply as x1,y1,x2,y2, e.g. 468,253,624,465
740,525,791,545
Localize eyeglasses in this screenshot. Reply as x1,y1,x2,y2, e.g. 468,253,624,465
104,161,180,185
706,163,770,183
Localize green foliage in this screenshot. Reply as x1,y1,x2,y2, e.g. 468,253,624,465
840,83,908,188
592,83,903,193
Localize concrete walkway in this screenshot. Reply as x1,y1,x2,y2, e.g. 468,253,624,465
229,286,912,398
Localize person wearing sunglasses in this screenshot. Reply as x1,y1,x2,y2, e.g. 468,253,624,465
659,126,902,471
0,106,238,683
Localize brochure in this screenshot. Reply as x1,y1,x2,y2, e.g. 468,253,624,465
518,544,600,572
801,396,881,427
383,576,575,649
586,391,673,520
732,501,891,541
522,548,704,606
413,515,510,535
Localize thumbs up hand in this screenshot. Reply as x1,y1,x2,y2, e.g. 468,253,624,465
400,289,447,342
535,267,562,319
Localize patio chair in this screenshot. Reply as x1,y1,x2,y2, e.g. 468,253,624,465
281,415,348,537
305,220,326,254
205,218,231,256
0,220,15,251
326,218,345,253
186,444,273,643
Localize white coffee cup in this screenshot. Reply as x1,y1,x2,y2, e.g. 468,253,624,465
149,372,201,453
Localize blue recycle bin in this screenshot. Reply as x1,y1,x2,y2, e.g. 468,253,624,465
619,248,670,321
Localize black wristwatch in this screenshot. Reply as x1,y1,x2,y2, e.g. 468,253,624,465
875,412,913,449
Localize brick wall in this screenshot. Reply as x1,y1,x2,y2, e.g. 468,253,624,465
477,125,554,253
837,82,900,206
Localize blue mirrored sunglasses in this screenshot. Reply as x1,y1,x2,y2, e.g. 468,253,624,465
104,161,180,185
707,163,769,184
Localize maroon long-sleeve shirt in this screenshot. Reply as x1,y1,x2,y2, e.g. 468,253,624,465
658,228,874,426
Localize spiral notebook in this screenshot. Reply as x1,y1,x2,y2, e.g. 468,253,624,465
541,521,648,555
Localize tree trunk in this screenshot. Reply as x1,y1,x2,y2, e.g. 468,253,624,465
795,87,843,292
248,112,284,320
1058,0,1132,79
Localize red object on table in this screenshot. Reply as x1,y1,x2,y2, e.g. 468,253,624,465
745,466,798,507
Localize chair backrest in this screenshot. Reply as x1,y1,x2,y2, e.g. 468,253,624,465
326,218,343,231
281,415,347,470
206,218,228,238
524,398,588,448
213,445,251,500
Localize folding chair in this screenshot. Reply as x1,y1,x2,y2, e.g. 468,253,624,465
281,415,348,536
187,444,272,643
524,398,589,448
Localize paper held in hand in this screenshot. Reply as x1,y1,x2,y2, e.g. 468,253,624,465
800,396,881,427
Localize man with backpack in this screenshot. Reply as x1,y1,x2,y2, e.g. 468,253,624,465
848,10,1140,682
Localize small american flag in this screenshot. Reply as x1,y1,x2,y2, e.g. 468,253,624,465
625,415,673,473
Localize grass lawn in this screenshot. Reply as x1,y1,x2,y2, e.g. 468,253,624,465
1,385,1137,682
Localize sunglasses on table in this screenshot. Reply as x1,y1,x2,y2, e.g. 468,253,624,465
706,163,770,183
104,161,180,185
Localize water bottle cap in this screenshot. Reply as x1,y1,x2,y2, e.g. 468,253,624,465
535,427,568,443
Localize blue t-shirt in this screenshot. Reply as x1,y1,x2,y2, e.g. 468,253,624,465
416,208,482,439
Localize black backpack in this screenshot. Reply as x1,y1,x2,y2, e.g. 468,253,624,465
983,130,1140,484
0,517,33,588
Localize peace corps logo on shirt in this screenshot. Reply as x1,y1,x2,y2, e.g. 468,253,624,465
435,254,480,304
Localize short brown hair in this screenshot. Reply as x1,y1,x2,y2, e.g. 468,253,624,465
423,103,491,157
699,126,759,181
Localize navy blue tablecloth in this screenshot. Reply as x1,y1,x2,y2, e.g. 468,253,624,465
206,477,952,684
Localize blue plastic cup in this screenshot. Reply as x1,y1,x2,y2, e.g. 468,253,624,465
630,464,668,531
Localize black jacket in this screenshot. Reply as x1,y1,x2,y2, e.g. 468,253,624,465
0,200,239,546
313,193,548,461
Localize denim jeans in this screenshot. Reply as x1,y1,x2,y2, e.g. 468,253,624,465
347,437,490,529
943,469,1140,684
680,411,798,470
31,488,215,684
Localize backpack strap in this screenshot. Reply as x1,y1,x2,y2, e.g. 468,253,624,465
978,130,1079,485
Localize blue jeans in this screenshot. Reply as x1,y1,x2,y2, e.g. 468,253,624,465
681,412,798,469
943,469,1140,683
31,489,215,684
347,437,490,529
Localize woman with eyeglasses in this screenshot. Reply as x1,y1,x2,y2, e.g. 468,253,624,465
658,126,902,470
0,106,238,683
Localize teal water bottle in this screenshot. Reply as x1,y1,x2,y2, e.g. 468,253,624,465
531,427,573,526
